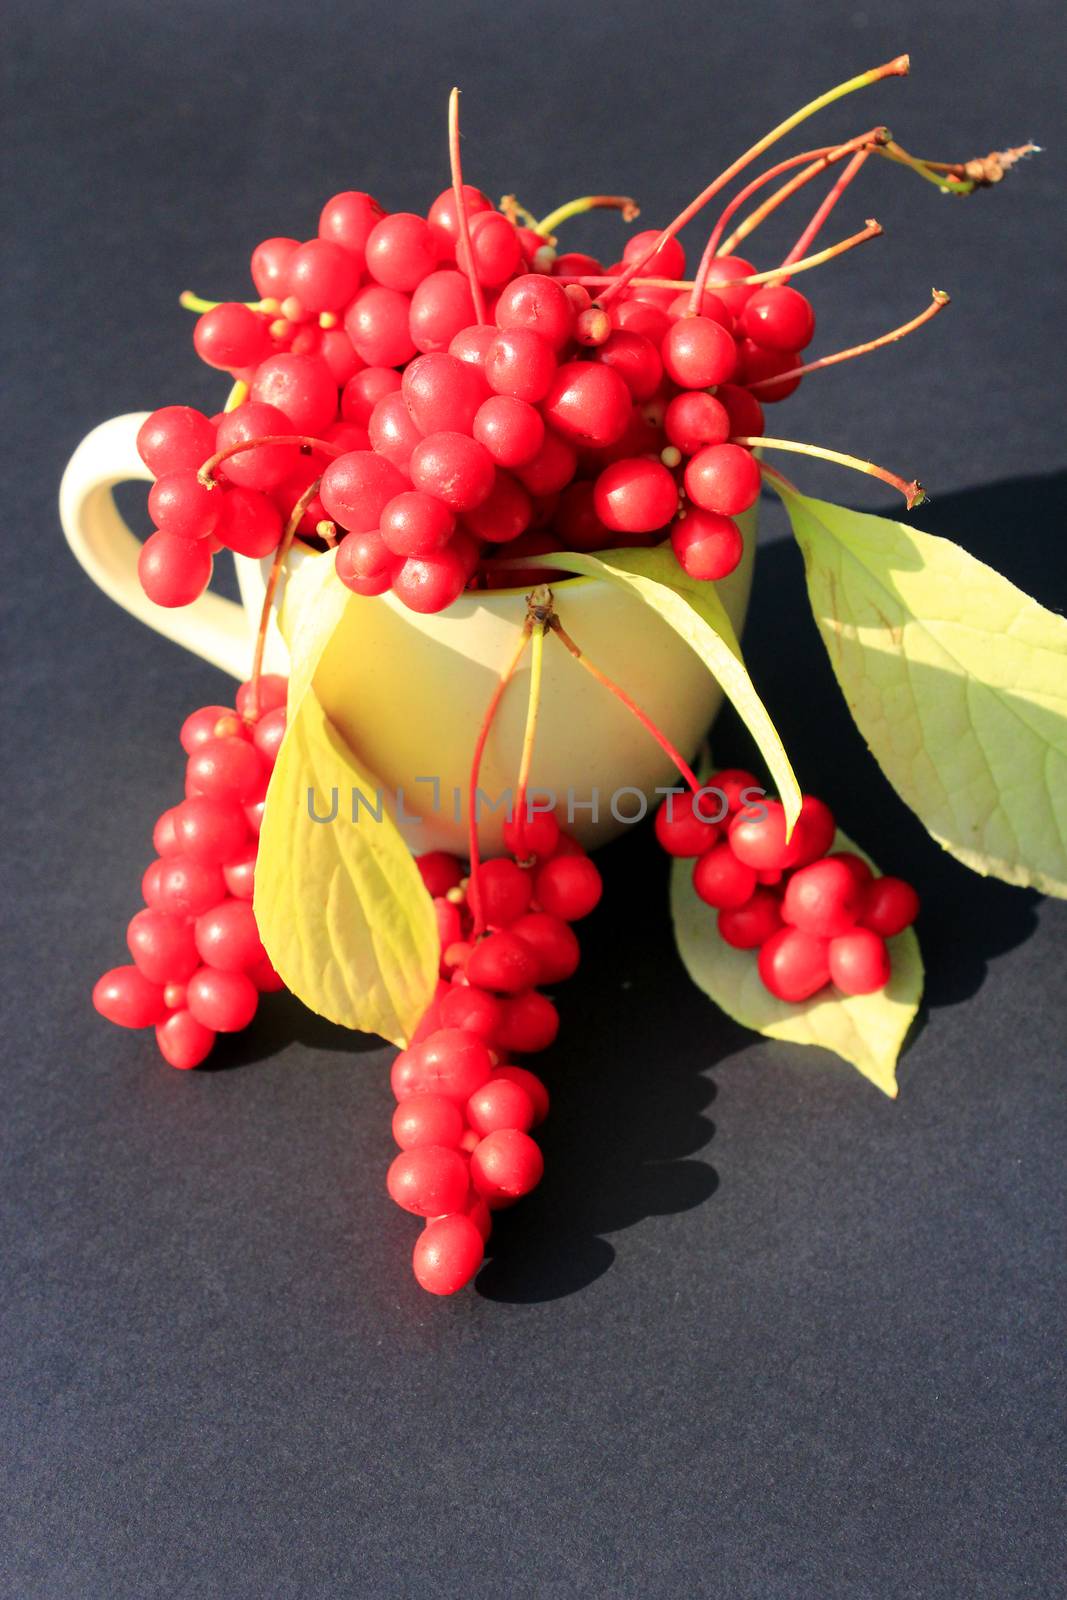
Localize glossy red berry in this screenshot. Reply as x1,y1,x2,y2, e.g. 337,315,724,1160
392,548,469,613
664,391,730,455
728,799,801,872
715,383,766,439
740,285,815,352
285,238,361,313
400,1028,494,1103
409,431,495,512
392,1094,466,1151
174,797,248,865
250,352,339,436
684,443,761,516
194,899,265,971
138,532,212,608
662,316,737,387
473,395,545,467
413,1213,484,1295
215,401,300,492
710,768,762,813
380,491,455,558
654,791,720,857
736,341,802,402
494,1065,549,1126
467,208,523,285
717,889,784,949
402,351,488,436
155,856,227,918
236,675,287,719
137,406,216,477
251,235,299,297
622,229,686,279
93,965,168,1028
495,274,574,351
222,845,257,901
513,430,577,496
148,469,221,542
782,857,864,938
216,487,283,559
466,930,540,994
461,470,532,544
503,810,560,860
466,1077,536,1136
193,303,271,372
692,844,757,910
494,989,559,1054
670,509,744,581
344,285,416,367
534,855,602,921
829,928,891,994
595,329,663,400
363,212,437,291
700,255,758,318
187,737,265,803
509,911,580,984
409,270,477,353
594,457,678,533
155,1009,216,1070
861,877,920,937
416,851,463,897
474,858,533,928
387,1145,470,1217
438,984,502,1041
542,362,632,448
470,1128,544,1202
758,927,831,1001
483,328,556,403
186,966,259,1031
126,908,200,984
342,366,401,426
320,449,408,533
426,183,493,255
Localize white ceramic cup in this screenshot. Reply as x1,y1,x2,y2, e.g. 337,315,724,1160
60,412,757,853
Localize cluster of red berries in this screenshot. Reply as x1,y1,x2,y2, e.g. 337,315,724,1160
91,677,289,1065
134,182,813,614
387,812,602,1295
655,773,919,1000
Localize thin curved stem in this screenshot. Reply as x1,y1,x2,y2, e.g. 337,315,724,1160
245,478,321,720
746,290,950,391
779,148,872,273
197,434,343,489
736,436,926,508
467,623,532,934
536,194,640,239
512,619,547,861
448,87,488,326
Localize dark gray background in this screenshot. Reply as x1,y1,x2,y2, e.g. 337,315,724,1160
3,2,1065,1595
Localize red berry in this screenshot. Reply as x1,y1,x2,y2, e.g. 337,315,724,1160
473,395,545,467
789,794,838,867
409,431,495,513
438,984,502,1040
654,791,721,856
142,859,165,907
251,236,299,297
684,443,761,516
179,707,236,754
400,1028,494,1103
728,799,800,872
387,1145,470,1217
222,844,257,900
503,810,560,860
392,1094,466,1151
758,927,831,1001
466,930,540,994
236,674,287,719
484,328,556,403
194,899,266,971
137,406,216,476
126,908,200,985
829,852,873,894
138,532,212,608
416,851,463,898
342,366,401,425
365,212,438,292
318,191,385,261
622,229,686,280
402,351,488,436
174,797,248,865
736,341,802,402
701,255,758,318
692,844,757,909
187,737,265,803
461,471,532,544
509,911,580,983
474,858,533,928
392,547,469,613
718,889,784,949
412,1213,484,1295
861,877,920,937
494,989,559,1054
344,285,416,367
286,238,361,313
661,316,737,387
494,1065,549,1126
467,209,523,286
186,966,259,1031
470,1128,544,1201
715,383,765,439
368,391,422,470
495,274,574,351
194,303,271,371
466,1077,536,1136
380,491,455,559
409,270,476,353
148,469,221,541
534,855,602,921
320,450,408,533
594,457,678,533
93,965,168,1028
251,352,339,436
156,856,227,918
782,857,863,938
664,391,730,455
426,184,493,256
829,928,891,994
156,1009,216,1069
542,362,632,448
513,430,577,496
320,329,362,386
216,487,283,559
595,329,663,401
670,509,744,580
252,706,287,766
740,285,815,352
613,297,671,342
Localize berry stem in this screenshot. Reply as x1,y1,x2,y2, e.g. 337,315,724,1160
512,590,552,861
747,289,950,391
245,477,322,722
448,87,489,326
690,129,885,309
561,220,882,295
535,194,640,239
197,434,343,489
779,148,872,271
877,139,1038,193
467,622,533,935
548,619,703,794
597,55,908,308
498,195,541,229
736,437,927,509
179,290,266,314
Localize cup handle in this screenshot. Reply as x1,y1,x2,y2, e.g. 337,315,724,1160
59,412,252,680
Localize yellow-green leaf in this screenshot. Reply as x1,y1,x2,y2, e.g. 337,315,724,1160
670,827,923,1098
520,544,802,835
773,483,1067,897
254,553,438,1045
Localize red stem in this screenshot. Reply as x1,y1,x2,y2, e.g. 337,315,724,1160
778,147,871,274
448,88,488,326
467,623,532,934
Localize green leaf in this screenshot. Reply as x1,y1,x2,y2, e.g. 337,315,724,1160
772,483,1067,897
670,826,924,1098
519,544,802,835
254,554,439,1046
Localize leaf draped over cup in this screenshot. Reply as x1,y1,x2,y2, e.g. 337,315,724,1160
671,823,923,1098
253,554,439,1046
517,544,803,835
771,484,1067,897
